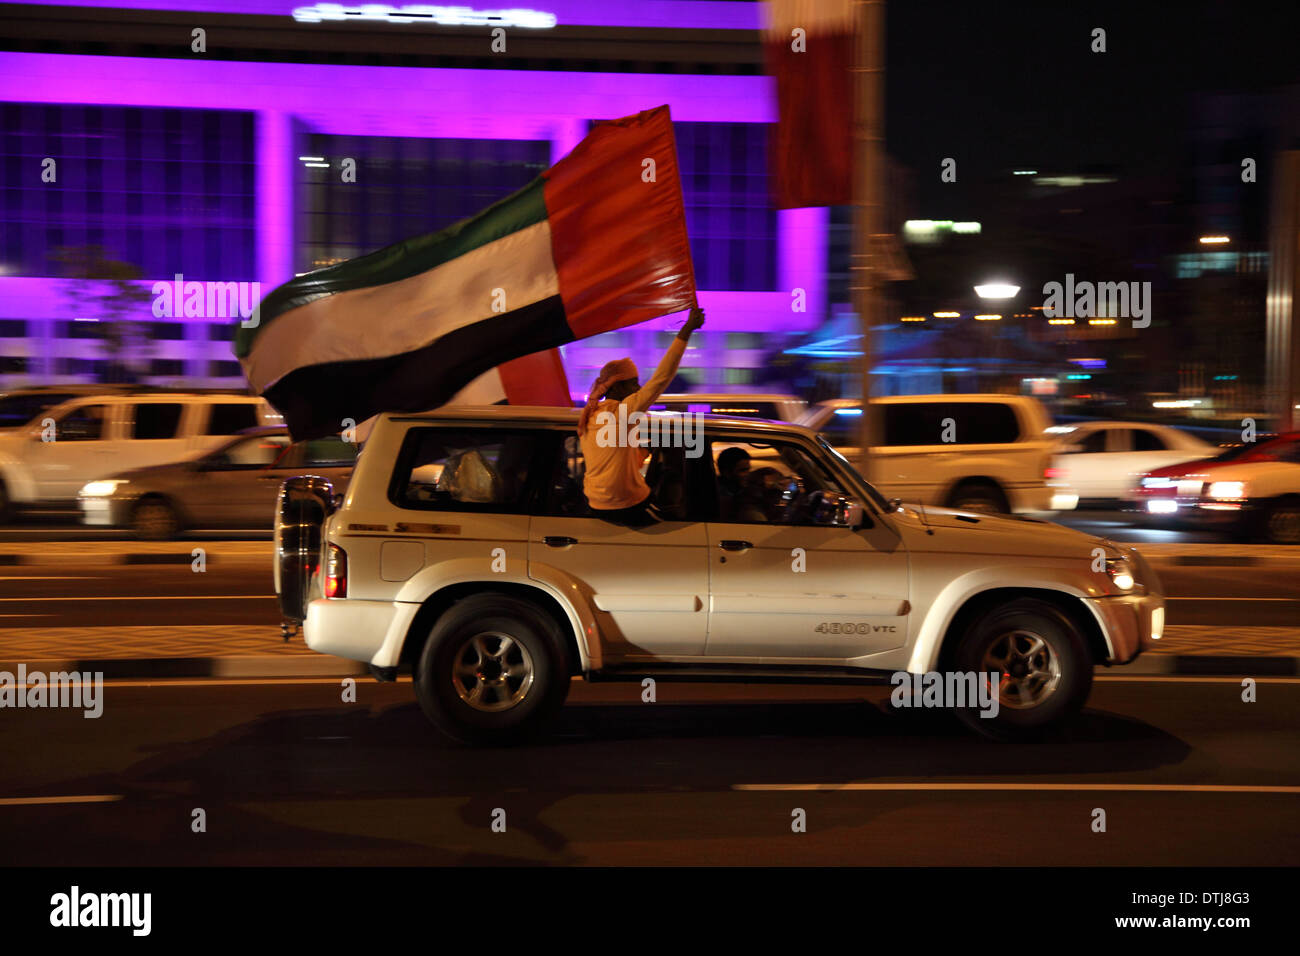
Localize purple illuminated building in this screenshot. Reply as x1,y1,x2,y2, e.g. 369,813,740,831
0,0,831,396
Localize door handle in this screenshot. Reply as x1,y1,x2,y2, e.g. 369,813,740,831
719,539,753,552
544,535,577,548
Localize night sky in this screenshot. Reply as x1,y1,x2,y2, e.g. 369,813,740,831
886,0,1297,210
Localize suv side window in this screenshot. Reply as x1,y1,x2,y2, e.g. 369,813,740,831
883,402,1020,446
132,403,185,440
709,436,853,525
55,404,108,441
541,434,711,521
392,428,549,512
206,403,260,435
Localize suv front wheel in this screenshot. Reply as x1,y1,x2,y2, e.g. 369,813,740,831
415,593,570,745
951,598,1092,741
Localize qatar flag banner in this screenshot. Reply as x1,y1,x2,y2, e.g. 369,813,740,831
764,0,856,209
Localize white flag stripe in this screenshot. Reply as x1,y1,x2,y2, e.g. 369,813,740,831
244,219,559,393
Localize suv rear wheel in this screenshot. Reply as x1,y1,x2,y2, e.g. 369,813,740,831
952,598,1092,741
415,593,570,745
947,480,1008,515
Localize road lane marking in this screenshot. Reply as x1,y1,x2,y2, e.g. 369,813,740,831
0,795,123,806
734,783,1300,793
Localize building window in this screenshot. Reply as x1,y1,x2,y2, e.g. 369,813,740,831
149,322,186,341
674,122,777,291
726,332,763,349
297,135,549,273
208,360,244,377
149,359,185,376
62,358,107,377
0,104,256,279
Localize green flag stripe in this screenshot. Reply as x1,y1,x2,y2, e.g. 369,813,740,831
234,175,548,358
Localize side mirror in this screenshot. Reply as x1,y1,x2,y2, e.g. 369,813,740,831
815,493,866,528
887,497,904,512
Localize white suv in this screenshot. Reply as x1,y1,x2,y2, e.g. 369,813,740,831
799,394,1055,513
0,392,278,518
275,406,1162,745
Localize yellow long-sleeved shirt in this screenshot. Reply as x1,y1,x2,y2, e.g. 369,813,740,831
579,336,687,510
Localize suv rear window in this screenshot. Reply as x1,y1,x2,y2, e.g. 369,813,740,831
206,403,260,435
883,402,1021,446
391,428,550,512
132,403,184,440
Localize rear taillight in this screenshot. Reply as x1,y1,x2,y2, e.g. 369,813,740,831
1045,467,1063,479
325,543,347,598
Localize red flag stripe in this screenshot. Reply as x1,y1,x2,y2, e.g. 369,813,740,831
542,105,697,339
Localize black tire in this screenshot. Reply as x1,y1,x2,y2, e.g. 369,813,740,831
1259,496,1300,545
132,496,181,540
951,598,1092,741
947,481,1009,515
414,594,570,746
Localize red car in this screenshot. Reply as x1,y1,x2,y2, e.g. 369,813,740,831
1125,432,1300,519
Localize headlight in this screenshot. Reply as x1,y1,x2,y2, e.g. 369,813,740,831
1105,556,1136,592
1207,481,1246,499
80,479,127,497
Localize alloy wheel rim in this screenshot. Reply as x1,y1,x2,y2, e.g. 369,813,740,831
980,628,1062,709
452,630,535,712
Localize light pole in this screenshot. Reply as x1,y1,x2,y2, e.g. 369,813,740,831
975,282,1019,391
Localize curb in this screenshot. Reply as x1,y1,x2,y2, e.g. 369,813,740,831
3,656,1295,681
1,656,367,679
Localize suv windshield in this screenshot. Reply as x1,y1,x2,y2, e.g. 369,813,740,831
817,437,890,511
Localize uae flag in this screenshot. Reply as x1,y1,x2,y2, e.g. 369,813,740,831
235,105,695,439
764,0,856,208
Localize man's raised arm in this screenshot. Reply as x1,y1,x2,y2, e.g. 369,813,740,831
626,305,706,413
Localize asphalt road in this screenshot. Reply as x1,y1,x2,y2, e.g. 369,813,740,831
0,677,1296,865
0,559,1295,628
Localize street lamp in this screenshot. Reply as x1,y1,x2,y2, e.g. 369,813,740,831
974,282,1020,299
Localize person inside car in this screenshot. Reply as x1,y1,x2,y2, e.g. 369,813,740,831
576,303,705,527
716,447,751,521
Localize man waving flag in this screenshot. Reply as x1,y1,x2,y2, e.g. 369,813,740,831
235,105,696,439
